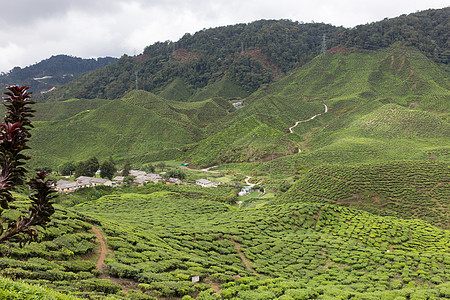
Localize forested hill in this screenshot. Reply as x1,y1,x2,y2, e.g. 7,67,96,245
39,7,449,102
0,55,117,94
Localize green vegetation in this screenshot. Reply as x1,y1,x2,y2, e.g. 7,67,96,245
23,43,449,170
0,201,112,298
0,276,82,300
65,186,449,298
1,8,448,299
277,161,449,228
40,8,448,102
0,55,116,95
28,90,231,169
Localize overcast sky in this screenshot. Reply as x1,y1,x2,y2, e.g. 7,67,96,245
0,0,447,73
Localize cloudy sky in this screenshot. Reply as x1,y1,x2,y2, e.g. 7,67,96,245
0,0,447,73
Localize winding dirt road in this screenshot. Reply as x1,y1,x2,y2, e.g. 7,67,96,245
288,103,328,134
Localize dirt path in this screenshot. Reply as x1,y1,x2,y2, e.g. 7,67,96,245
229,235,263,276
91,225,139,293
314,206,323,231
244,176,256,187
92,225,107,272
289,103,328,134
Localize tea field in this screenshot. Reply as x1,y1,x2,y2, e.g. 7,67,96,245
57,185,450,298
277,161,449,229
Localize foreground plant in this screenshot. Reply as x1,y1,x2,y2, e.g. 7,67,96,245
0,85,56,249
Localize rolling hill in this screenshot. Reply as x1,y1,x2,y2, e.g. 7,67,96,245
24,44,449,170
36,8,448,103
179,45,449,167
28,90,231,168
0,7,449,300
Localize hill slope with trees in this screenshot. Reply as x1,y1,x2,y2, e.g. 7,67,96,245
0,55,117,94
38,7,448,102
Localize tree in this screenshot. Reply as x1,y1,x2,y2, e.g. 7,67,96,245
123,175,135,186
122,158,131,177
75,157,99,177
143,163,155,173
100,160,116,180
0,85,57,248
58,161,76,176
167,168,186,180
156,162,166,172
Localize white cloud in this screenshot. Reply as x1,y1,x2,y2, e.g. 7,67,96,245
0,0,447,73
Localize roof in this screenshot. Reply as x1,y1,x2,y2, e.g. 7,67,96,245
56,180,78,189
129,170,147,177
113,176,125,182
196,179,213,185
76,176,109,185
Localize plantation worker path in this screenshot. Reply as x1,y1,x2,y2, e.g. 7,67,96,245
92,225,107,272
92,225,139,293
229,235,264,277
288,102,328,134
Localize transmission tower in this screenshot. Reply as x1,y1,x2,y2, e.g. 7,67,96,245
321,34,327,54
135,71,138,90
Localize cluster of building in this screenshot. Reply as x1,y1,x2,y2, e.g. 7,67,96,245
55,170,219,193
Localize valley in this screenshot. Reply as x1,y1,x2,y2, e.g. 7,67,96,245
0,7,449,300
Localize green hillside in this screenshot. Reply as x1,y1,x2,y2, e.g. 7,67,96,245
38,8,448,103
1,8,449,300
276,161,449,229
157,77,193,101
184,115,300,166
25,45,449,170
66,187,450,298
189,76,251,101
179,45,449,167
28,90,231,168
33,98,109,121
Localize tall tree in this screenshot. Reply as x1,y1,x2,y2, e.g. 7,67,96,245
156,162,166,172
122,158,131,177
58,162,75,176
75,157,99,177
100,160,116,180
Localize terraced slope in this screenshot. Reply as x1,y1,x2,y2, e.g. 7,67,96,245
277,161,449,228
28,90,231,168
69,187,449,299
182,45,449,167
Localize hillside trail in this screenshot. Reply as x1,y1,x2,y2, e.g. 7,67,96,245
288,103,328,134
92,225,138,293
229,235,264,277
92,225,107,272
245,176,256,187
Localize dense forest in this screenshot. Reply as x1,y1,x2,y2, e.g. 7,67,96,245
38,7,449,102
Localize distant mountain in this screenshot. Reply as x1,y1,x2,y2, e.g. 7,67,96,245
0,55,117,94
39,7,448,102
